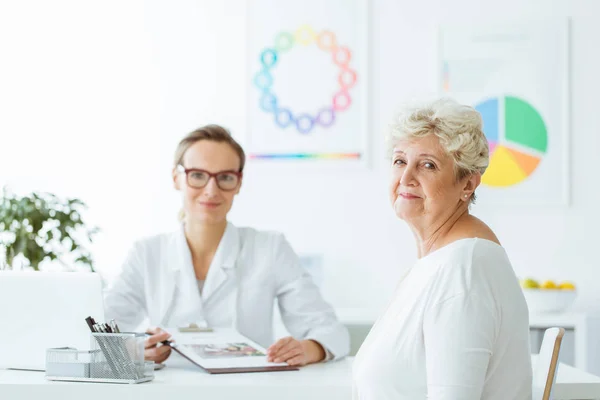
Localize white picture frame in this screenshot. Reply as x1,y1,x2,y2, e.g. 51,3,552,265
245,0,370,169
438,18,571,207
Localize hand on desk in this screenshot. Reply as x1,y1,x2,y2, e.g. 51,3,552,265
266,337,326,366
145,327,173,364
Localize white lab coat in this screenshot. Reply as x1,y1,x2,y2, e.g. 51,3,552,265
104,222,349,360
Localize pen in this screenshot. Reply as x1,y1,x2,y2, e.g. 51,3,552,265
85,316,96,332
144,332,173,346
109,319,120,333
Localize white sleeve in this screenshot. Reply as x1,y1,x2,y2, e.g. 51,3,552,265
273,234,350,360
423,292,497,400
103,242,148,332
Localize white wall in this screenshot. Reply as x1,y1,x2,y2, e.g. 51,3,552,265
1,0,600,313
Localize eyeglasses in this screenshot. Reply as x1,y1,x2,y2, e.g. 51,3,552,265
177,165,242,191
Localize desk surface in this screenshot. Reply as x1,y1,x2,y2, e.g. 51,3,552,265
2,355,600,400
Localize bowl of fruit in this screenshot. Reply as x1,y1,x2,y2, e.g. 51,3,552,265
520,278,577,313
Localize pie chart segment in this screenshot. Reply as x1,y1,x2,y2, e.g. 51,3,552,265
505,96,547,153
482,145,527,187
477,98,499,143
488,140,497,155
505,147,541,176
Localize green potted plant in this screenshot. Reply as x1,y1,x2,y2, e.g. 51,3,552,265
0,187,99,271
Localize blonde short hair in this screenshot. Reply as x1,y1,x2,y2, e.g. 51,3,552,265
385,98,489,203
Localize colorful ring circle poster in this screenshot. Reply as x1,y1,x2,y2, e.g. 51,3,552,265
246,0,368,163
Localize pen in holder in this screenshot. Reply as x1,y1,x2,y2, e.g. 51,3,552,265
46,332,154,384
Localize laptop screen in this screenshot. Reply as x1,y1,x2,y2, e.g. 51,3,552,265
0,271,105,370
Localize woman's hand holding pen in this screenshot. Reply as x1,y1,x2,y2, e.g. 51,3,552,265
145,327,173,363
266,337,326,366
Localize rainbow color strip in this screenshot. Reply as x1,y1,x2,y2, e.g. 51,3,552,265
442,61,450,92
249,153,361,160
254,25,358,135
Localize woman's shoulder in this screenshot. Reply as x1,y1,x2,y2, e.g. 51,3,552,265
418,238,511,306
421,237,502,269
233,223,288,245
132,230,180,248
430,235,510,270
117,231,181,273
232,224,300,267
427,215,504,264
448,215,501,245
124,230,185,261
232,225,299,274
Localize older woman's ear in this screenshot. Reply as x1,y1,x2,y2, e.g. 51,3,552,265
462,172,481,200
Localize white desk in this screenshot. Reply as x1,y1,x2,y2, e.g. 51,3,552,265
1,355,600,400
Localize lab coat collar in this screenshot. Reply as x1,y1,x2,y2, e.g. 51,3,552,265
208,221,240,270
170,222,240,271
170,222,241,304
202,222,241,303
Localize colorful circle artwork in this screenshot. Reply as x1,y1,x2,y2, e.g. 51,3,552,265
253,25,358,134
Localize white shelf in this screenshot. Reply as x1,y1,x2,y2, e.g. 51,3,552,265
334,307,600,376
335,307,595,328
335,308,379,325
529,312,589,328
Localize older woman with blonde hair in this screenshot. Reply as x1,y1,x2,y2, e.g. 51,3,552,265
353,98,532,399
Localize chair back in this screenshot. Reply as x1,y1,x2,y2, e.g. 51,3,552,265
532,327,565,400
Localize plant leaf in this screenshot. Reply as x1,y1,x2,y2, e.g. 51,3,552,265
0,190,99,271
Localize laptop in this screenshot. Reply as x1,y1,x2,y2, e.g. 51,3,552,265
0,270,105,370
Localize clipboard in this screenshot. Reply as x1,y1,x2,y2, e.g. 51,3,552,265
164,327,299,374
168,343,299,374
177,322,213,333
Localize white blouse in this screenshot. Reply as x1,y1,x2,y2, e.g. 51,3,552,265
353,238,532,400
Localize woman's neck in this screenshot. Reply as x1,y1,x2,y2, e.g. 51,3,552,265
410,205,470,258
184,219,227,257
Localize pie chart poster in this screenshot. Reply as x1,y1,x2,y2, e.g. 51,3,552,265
439,19,570,206
246,0,369,164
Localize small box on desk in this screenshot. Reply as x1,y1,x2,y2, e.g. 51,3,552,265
45,332,154,384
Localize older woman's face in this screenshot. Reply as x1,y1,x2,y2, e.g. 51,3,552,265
389,134,466,222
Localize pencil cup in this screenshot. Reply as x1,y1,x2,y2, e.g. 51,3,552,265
46,333,154,384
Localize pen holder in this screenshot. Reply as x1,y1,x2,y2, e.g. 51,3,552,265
46,333,154,384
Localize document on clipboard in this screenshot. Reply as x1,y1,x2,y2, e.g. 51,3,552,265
165,328,299,374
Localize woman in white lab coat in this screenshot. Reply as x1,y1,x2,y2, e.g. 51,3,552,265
104,124,349,366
